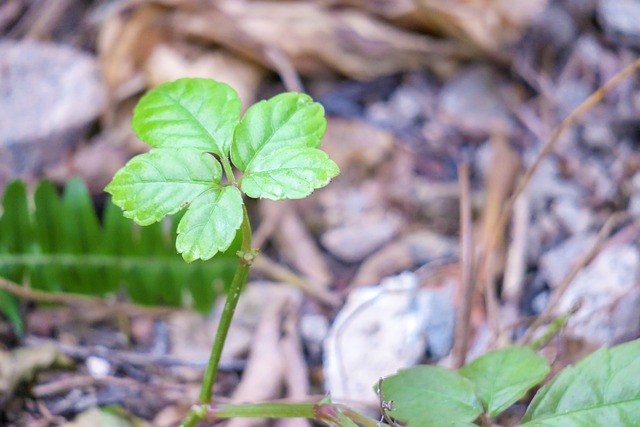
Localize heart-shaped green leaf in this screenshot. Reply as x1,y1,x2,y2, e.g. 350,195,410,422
239,146,339,200
382,365,483,427
176,186,243,262
522,339,640,426
132,78,241,157
106,148,221,226
230,93,327,173
460,346,550,417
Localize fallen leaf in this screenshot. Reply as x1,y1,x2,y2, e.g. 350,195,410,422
0,343,73,403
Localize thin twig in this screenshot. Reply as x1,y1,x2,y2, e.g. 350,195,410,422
264,46,304,93
33,374,187,398
519,213,625,345
252,255,342,308
497,58,640,245
502,190,529,304
24,336,245,371
0,277,178,316
451,162,474,368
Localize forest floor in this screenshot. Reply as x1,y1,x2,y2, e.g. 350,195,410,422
1,0,640,426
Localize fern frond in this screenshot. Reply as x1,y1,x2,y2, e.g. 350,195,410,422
0,178,240,331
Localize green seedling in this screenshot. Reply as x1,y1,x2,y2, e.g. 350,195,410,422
381,340,640,427
106,78,342,426
105,78,640,427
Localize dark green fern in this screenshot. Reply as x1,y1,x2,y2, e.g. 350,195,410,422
0,178,240,333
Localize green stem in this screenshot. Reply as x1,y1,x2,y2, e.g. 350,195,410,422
220,156,236,185
187,402,383,426
527,302,580,350
213,403,316,419
181,204,255,427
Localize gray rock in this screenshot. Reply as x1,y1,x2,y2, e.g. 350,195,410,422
0,41,106,183
540,235,640,344
439,65,511,135
598,0,640,47
320,212,403,263
324,272,455,403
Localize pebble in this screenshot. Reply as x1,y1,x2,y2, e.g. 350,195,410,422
323,271,455,404
0,41,106,182
598,0,640,48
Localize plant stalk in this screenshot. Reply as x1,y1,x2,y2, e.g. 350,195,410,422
181,203,255,427
212,403,317,419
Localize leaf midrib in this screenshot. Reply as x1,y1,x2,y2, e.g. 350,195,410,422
244,111,299,173
158,90,222,154
523,396,640,425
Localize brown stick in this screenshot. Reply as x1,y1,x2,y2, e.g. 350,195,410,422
497,58,640,247
0,277,178,316
451,163,474,368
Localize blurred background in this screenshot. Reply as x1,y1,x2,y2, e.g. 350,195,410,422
1,0,640,426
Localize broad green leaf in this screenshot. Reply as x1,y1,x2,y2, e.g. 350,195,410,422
240,146,339,200
132,78,241,157
460,346,550,417
231,92,326,172
177,186,243,262
522,339,640,426
382,365,483,427
106,148,221,225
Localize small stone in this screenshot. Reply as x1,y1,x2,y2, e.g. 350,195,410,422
539,234,596,287
439,66,511,135
320,212,403,263
551,199,592,235
324,272,455,403
598,0,640,48
0,41,106,184
86,356,111,378
556,244,640,344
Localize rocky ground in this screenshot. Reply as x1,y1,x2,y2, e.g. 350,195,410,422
1,0,640,426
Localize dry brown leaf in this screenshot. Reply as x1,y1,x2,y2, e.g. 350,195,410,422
271,205,333,288
478,131,521,271
98,2,168,97
352,229,458,286
333,0,549,52
0,343,73,403
322,117,395,173
170,0,463,79
144,43,266,107
226,286,300,427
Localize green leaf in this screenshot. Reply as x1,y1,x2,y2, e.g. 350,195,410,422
460,346,550,417
240,146,339,200
382,365,483,427
132,78,241,157
231,92,327,173
177,186,243,262
522,339,640,426
106,148,221,225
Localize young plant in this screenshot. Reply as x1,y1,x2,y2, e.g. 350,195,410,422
380,340,640,427
105,78,640,427
106,78,340,426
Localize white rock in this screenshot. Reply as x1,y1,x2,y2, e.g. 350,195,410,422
86,356,110,379
324,272,455,404
557,244,640,343
541,237,640,344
